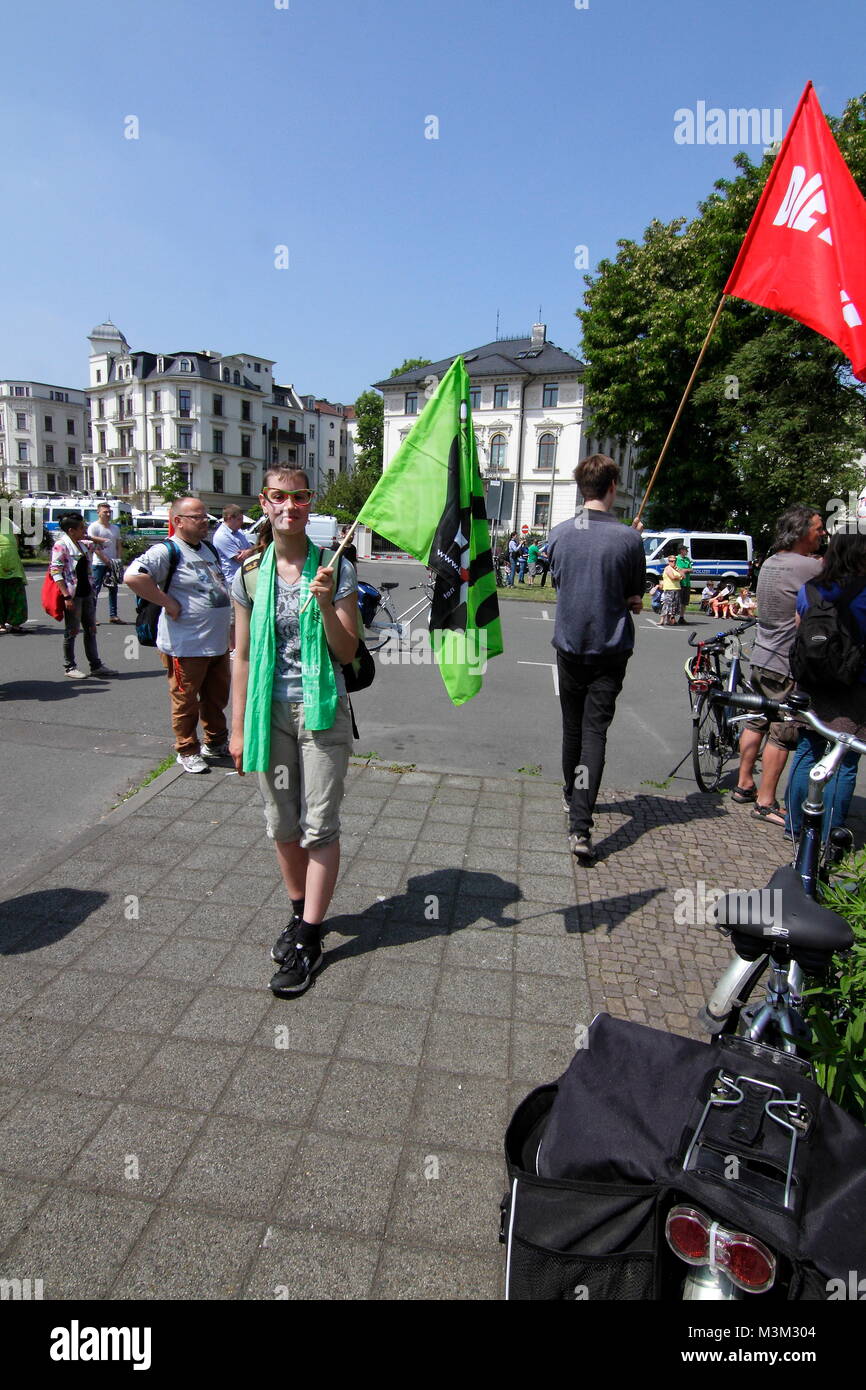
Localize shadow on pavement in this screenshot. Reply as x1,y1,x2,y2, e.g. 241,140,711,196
322,868,521,970
0,889,110,954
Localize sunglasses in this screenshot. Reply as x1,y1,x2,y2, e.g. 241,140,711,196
262,488,314,506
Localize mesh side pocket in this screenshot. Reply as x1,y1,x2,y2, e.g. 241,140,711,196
508,1236,655,1301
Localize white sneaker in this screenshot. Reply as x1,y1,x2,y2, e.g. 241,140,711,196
202,741,230,758
65,667,87,679
176,752,209,774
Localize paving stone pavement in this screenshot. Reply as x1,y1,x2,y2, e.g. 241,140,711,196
0,759,805,1301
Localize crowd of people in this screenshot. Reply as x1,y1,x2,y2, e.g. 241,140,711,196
5,471,866,1000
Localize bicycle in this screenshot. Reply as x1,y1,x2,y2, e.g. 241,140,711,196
685,618,755,792
360,571,435,652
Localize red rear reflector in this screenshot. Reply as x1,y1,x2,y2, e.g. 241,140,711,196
665,1206,776,1293
726,1237,776,1292
666,1209,708,1262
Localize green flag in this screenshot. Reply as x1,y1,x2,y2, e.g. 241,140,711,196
357,357,503,704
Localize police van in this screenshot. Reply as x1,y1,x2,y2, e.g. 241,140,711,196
642,530,753,587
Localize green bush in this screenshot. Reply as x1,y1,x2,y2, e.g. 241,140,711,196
803,848,866,1123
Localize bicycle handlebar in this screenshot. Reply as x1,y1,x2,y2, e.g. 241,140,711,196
717,690,866,756
686,617,756,648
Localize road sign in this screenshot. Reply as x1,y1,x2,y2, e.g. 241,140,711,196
521,524,529,534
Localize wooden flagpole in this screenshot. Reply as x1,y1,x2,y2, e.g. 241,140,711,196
298,516,361,614
633,293,728,525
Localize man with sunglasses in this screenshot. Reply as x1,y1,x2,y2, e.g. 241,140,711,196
124,495,232,773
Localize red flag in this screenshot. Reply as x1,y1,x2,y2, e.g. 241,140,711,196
724,81,866,381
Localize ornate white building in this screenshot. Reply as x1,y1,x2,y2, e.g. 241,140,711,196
375,325,641,538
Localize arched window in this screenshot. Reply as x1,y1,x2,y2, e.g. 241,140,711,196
222,368,230,382
233,370,240,385
537,433,556,469
179,358,191,372
489,433,507,471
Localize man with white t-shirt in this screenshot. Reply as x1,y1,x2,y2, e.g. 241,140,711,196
88,502,122,623
124,496,232,773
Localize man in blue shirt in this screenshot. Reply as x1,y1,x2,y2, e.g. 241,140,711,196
212,505,256,584
547,456,645,863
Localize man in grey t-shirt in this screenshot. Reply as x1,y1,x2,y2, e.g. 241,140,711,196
124,496,232,773
735,504,825,824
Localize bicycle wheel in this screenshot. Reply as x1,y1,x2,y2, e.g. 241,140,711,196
692,693,726,792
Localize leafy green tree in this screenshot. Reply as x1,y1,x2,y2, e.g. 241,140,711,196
153,453,190,504
316,468,381,524
578,95,866,545
352,358,433,477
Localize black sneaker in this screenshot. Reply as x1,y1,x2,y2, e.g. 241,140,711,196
271,916,300,965
269,939,323,997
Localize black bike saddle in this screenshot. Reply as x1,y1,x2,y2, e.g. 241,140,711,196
712,864,853,970
379,581,399,590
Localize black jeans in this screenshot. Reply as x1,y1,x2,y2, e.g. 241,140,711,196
558,650,630,836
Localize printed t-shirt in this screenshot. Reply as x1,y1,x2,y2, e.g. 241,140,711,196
135,537,231,657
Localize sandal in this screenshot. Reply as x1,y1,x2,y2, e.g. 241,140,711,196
731,786,757,803
751,802,786,827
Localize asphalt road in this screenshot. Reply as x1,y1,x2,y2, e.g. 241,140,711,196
2,561,863,890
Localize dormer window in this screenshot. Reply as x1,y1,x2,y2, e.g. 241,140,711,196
179,358,191,373
233,370,240,385
222,368,230,382
157,356,164,373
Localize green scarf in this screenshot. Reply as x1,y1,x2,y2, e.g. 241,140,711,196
242,541,339,772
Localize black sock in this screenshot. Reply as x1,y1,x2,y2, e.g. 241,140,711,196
297,918,320,949
291,897,305,922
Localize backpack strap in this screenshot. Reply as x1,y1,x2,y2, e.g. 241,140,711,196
240,551,262,602
163,538,181,593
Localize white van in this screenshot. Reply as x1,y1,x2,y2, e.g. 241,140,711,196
305,514,339,549
642,529,753,587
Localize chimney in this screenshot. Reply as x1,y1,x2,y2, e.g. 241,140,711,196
531,323,546,348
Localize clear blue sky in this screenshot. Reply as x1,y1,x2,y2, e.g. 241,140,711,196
3,0,865,403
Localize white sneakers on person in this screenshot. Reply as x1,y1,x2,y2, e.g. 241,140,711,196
176,753,209,774
64,667,87,679
202,741,230,759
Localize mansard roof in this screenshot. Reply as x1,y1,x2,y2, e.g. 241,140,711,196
374,336,584,390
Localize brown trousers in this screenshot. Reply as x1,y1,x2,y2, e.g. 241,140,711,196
160,652,231,754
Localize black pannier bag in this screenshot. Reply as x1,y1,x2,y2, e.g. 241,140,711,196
501,1013,866,1300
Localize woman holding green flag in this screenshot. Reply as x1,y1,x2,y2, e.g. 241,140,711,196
230,468,359,998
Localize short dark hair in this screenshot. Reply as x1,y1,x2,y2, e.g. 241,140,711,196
59,511,85,533
575,454,619,501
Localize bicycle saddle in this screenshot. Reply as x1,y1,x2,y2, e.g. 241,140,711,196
712,864,853,971
379,581,398,590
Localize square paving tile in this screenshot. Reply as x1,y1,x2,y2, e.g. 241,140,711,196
372,1243,502,1300
0,1092,113,1179
338,1002,430,1067
0,1175,50,1254
253,997,351,1058
0,1187,154,1299
96,977,199,1034
243,1225,380,1300
436,966,512,1020
311,1060,416,1140
171,987,273,1045
386,1146,504,1254
125,1038,241,1111
408,1071,511,1154
49,1029,163,1100
166,1115,299,1219
423,1011,510,1078
109,1207,263,1299
276,1131,402,1238
215,1050,330,1127
67,1103,205,1197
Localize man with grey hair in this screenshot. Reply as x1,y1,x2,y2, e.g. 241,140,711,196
124,496,231,772
734,503,826,824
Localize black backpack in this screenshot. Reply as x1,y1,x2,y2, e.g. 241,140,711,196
134,539,181,647
789,578,866,692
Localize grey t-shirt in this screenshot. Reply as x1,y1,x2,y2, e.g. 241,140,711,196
547,509,646,656
135,537,231,657
750,551,824,677
232,556,357,702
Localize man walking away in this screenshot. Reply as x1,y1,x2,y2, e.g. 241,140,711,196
124,496,232,773
547,455,645,863
734,503,825,825
88,502,123,623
